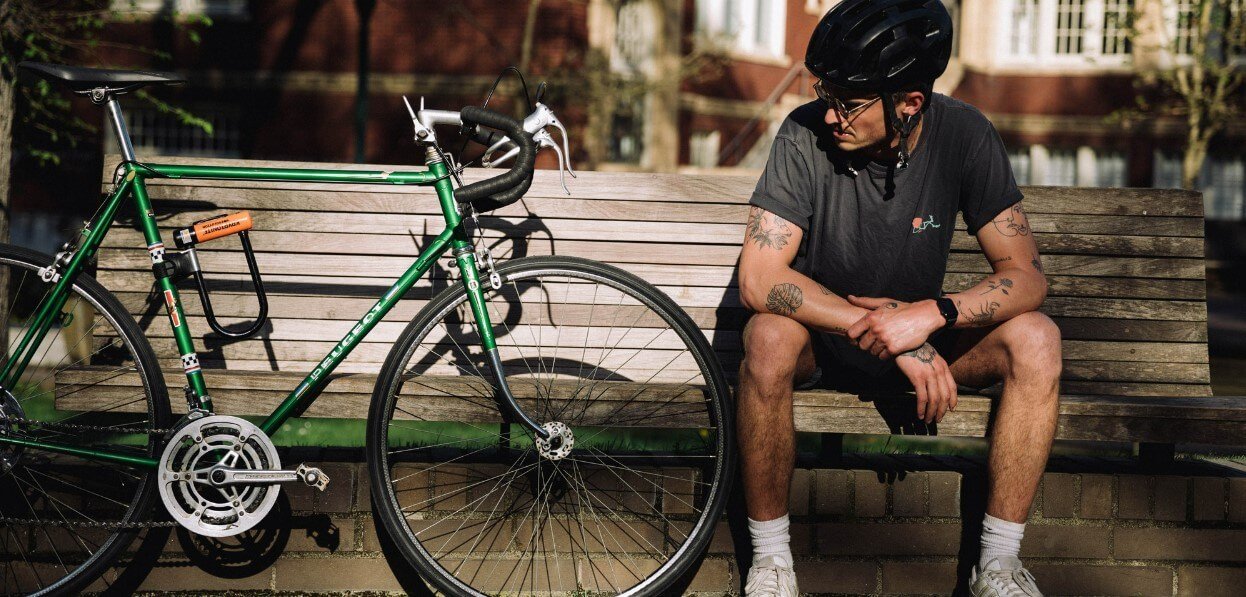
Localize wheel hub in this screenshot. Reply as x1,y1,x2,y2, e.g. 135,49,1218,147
534,421,574,461
158,415,281,537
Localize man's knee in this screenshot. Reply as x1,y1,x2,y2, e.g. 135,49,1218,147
998,311,1062,383
741,313,810,386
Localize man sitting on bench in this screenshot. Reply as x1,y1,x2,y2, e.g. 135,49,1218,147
735,1,1061,595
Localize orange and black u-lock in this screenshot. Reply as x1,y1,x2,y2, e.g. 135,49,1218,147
169,211,269,339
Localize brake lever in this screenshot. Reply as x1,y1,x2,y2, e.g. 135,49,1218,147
545,114,576,179
534,130,571,194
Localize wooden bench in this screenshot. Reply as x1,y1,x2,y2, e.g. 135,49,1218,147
59,155,1246,448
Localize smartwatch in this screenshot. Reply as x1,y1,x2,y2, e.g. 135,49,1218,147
934,296,958,331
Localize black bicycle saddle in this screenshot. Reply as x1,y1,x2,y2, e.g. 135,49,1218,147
17,61,186,94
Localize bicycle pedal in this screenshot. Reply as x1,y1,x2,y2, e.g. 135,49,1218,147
296,464,330,491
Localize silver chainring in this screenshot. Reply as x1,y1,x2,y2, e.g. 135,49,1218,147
158,415,281,537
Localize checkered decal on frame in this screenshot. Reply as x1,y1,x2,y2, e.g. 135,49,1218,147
181,353,200,373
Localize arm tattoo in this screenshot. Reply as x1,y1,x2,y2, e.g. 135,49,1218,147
766,283,803,316
980,278,1013,296
990,256,1012,266
960,300,1001,326
746,206,794,250
991,203,1031,237
883,302,899,309
1031,254,1044,273
818,282,833,295
899,342,937,368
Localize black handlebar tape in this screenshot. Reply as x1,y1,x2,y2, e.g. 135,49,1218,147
469,126,507,148
454,106,537,212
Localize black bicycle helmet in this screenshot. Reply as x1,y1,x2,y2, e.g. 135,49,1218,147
806,0,953,169
806,0,953,93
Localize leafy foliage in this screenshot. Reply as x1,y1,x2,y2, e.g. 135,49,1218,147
1,0,211,166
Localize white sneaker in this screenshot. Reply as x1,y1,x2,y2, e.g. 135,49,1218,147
970,555,1043,596
744,555,799,596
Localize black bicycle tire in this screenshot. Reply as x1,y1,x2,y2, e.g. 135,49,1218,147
366,255,735,596
0,243,170,597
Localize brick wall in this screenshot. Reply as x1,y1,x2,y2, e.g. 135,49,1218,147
121,462,1246,596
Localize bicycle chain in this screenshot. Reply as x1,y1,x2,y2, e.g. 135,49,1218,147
0,413,176,436
0,414,180,529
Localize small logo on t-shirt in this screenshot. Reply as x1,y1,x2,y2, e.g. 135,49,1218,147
912,215,941,234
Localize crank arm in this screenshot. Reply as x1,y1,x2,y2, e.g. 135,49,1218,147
206,463,329,491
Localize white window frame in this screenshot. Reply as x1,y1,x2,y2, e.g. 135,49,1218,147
996,0,1133,71
696,0,788,62
111,0,249,19
689,130,722,168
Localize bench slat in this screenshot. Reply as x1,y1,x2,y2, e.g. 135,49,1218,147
103,226,1206,259
98,248,1209,283
105,158,1203,217
130,202,1208,237
112,291,1210,340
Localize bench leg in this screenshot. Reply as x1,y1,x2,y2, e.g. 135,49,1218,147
819,432,844,467
1136,442,1176,468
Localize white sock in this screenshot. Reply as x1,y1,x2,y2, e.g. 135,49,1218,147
979,513,1025,569
748,514,793,568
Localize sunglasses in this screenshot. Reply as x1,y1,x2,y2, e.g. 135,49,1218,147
813,80,881,121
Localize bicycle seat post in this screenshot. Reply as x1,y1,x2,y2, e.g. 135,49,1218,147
100,91,136,162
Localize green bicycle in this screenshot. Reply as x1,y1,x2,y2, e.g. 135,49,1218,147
0,62,734,596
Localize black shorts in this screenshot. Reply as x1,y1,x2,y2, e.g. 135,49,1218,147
794,330,965,395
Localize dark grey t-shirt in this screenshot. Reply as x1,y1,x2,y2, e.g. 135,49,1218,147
749,93,1022,305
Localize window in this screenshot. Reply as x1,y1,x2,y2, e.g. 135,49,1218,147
1153,151,1245,220
612,0,655,77
1055,0,1086,55
1095,151,1127,187
1010,0,1041,56
1008,148,1032,185
1172,0,1198,55
998,0,1133,67
689,131,721,168
1101,0,1132,55
107,106,242,158
111,0,248,18
608,98,644,164
1206,157,1245,220
1153,150,1184,189
696,0,787,59
1045,149,1078,186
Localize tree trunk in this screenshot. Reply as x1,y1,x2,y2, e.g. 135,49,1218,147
1182,109,1206,190
0,77,12,245
0,78,13,357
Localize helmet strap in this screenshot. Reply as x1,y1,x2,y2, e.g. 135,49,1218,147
882,93,921,171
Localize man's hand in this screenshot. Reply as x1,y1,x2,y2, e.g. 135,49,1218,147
895,343,958,423
845,295,943,359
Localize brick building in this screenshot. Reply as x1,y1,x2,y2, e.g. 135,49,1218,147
10,0,1244,242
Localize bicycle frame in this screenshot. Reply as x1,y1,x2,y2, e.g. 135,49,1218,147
0,124,542,469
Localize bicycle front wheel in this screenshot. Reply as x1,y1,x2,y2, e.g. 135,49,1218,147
0,243,170,596
367,255,734,596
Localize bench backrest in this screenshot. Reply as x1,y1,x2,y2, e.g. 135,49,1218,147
99,156,1212,400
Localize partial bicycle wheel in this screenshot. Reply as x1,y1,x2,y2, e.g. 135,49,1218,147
367,255,734,596
0,243,170,595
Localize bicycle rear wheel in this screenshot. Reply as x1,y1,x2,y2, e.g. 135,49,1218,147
367,255,733,596
0,243,170,595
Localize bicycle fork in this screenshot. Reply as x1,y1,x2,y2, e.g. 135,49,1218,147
450,243,551,441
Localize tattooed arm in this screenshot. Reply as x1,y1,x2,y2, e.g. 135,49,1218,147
942,201,1048,328
846,201,1048,360
737,206,868,334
